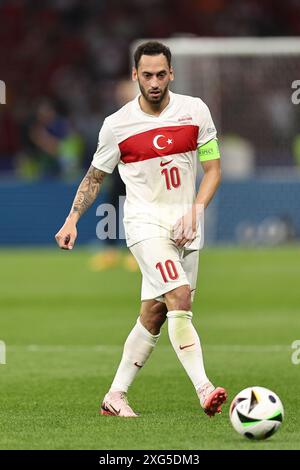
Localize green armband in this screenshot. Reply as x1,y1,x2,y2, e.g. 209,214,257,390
198,139,220,162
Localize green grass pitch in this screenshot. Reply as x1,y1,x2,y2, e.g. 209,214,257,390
0,246,299,450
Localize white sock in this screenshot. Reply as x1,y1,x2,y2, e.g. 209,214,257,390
110,317,160,393
167,310,209,390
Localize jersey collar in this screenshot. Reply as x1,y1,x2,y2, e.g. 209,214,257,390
133,90,174,118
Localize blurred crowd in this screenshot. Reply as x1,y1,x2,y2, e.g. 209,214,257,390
1,0,300,179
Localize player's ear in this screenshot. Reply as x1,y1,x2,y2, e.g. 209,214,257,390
170,67,174,81
132,67,138,82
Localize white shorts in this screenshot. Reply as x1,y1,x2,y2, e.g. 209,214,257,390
130,237,199,302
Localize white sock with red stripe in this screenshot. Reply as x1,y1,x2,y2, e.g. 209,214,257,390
110,317,160,393
167,310,209,390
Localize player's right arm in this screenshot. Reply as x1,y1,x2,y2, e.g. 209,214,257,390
55,119,120,250
55,165,107,250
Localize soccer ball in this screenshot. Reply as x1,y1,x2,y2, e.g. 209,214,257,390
229,386,284,440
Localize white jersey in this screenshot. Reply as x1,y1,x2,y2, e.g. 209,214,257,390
92,91,217,249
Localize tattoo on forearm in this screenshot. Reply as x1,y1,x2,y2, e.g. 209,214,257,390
70,166,106,218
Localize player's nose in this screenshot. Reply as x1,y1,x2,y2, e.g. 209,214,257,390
150,79,159,89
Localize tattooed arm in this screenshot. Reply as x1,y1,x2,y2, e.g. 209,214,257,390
55,165,107,250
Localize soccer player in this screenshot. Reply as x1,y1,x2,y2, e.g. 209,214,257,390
55,41,227,418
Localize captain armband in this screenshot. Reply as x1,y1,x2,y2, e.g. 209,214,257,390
198,139,220,162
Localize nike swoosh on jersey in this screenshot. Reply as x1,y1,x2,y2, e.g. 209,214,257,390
160,159,173,167
134,362,143,368
179,343,195,350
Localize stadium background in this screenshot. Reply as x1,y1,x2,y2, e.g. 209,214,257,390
0,0,300,450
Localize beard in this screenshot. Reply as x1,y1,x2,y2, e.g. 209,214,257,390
138,81,169,105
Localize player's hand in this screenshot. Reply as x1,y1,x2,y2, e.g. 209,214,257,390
55,220,77,250
172,204,203,248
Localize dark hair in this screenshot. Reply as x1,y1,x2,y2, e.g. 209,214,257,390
134,41,172,69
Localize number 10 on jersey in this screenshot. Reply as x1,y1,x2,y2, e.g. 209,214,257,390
161,166,181,190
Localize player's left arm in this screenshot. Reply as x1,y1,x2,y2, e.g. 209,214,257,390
195,136,221,209
195,156,221,210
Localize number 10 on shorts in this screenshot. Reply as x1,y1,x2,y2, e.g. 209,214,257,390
156,260,179,282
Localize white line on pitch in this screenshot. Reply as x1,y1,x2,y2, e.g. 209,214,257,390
6,344,291,353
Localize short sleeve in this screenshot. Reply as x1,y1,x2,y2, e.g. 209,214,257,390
92,120,121,174
197,101,217,147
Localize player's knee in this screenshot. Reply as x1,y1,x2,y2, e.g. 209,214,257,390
164,285,192,311
140,302,167,335
150,303,167,328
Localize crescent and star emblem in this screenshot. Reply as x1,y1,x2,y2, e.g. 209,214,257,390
153,134,173,150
